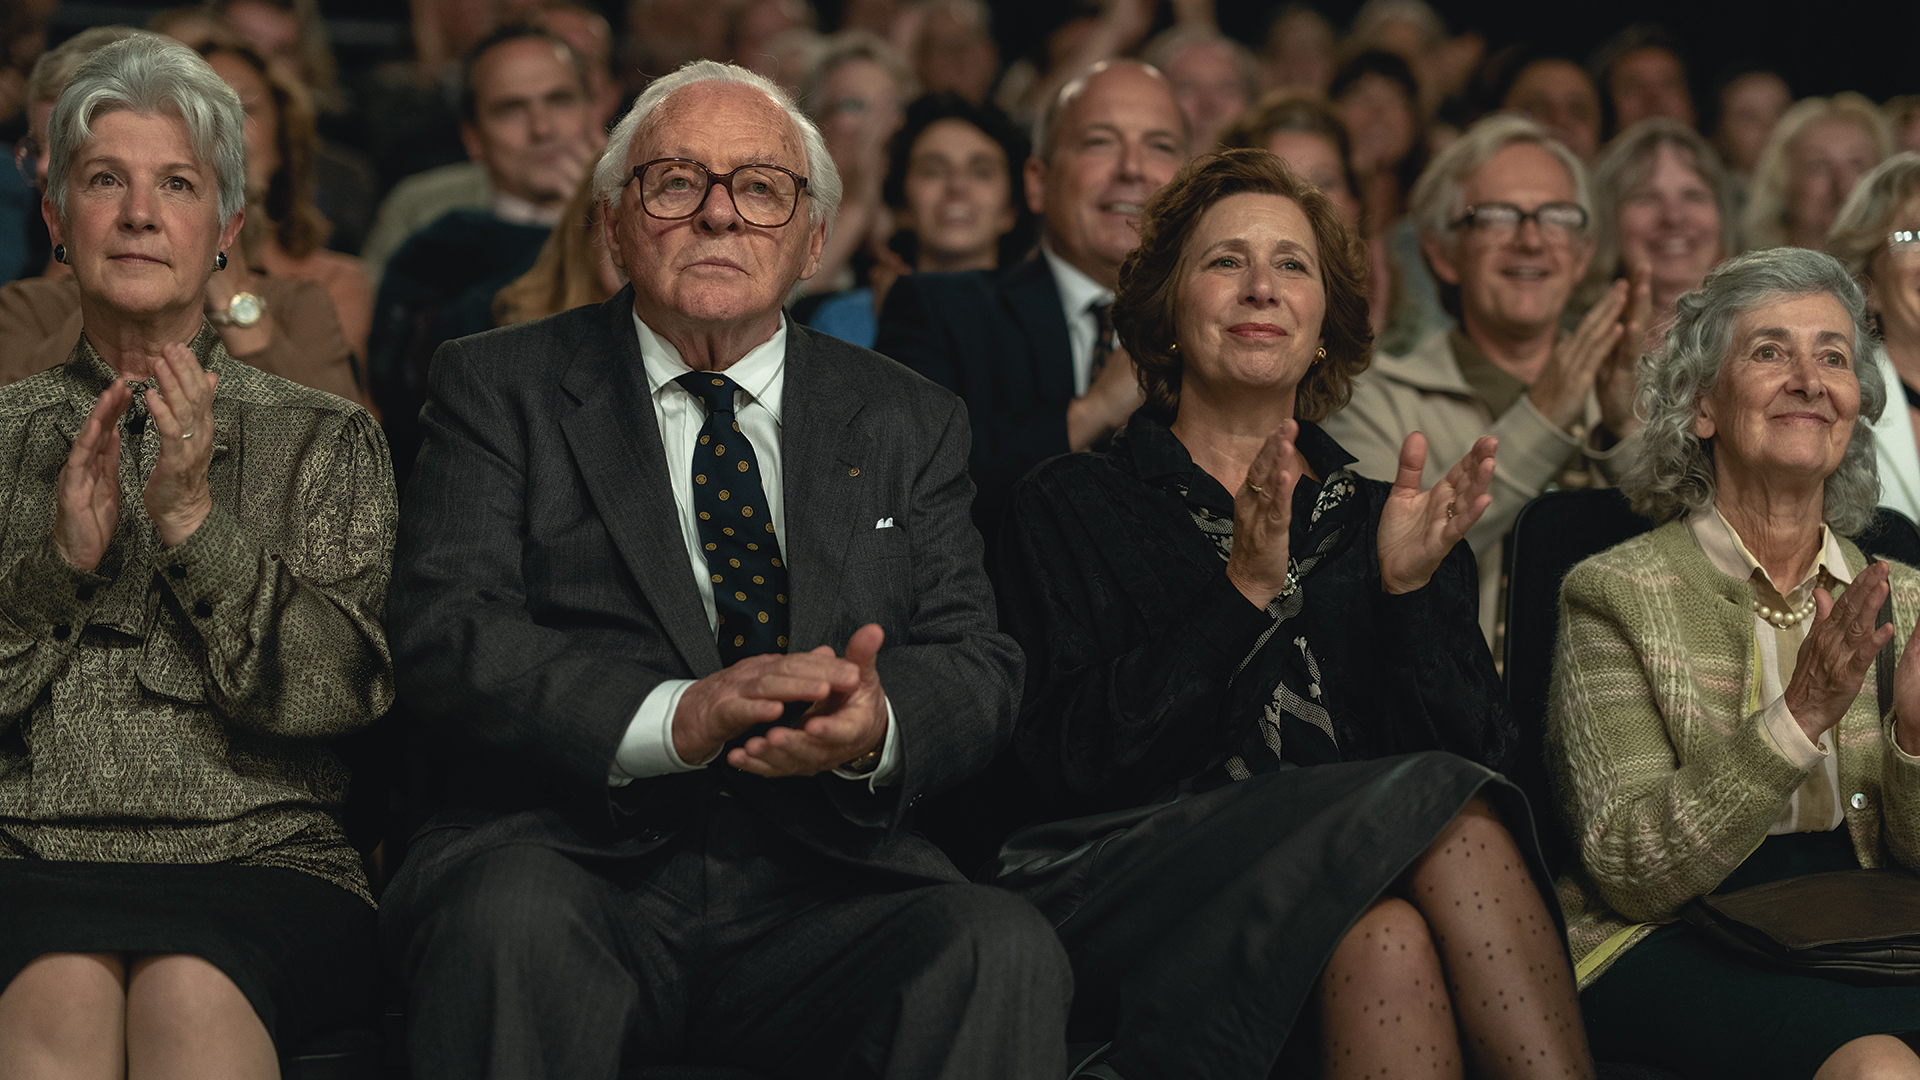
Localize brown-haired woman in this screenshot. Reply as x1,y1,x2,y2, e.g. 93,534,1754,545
989,149,1595,1080
195,36,374,362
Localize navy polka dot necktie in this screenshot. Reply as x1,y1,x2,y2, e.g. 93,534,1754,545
675,371,790,666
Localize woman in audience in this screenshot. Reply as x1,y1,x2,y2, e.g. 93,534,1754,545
0,26,365,405
1219,89,1402,337
0,35,393,1074
992,148,1594,1080
194,35,373,360
795,29,915,298
1330,48,1426,233
491,169,620,326
1550,246,1920,1080
1744,93,1894,252
1586,117,1737,347
1830,152,1920,522
806,92,1032,347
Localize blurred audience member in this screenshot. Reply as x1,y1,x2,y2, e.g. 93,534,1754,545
368,22,600,488
797,30,915,296
992,0,1155,128
1345,0,1476,119
806,93,1032,347
1332,49,1424,232
1492,50,1602,163
0,0,52,281
183,37,374,360
1588,118,1735,348
491,170,620,326
1589,24,1695,137
728,0,814,80
1830,152,1920,521
1714,67,1791,186
1886,96,1920,156
1323,115,1644,645
510,0,621,129
902,0,998,106
1744,93,1892,251
1258,4,1335,95
619,0,729,92
878,60,1187,541
759,28,825,98
206,0,380,255
1142,26,1256,153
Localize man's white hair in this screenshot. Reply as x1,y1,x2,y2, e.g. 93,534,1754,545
592,59,842,228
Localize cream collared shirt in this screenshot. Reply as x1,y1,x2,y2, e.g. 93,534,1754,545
1689,505,1862,832
1041,244,1114,397
607,312,900,789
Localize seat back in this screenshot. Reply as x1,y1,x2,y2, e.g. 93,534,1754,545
1503,493,1920,878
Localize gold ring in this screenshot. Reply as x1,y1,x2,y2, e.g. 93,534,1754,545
1248,483,1265,496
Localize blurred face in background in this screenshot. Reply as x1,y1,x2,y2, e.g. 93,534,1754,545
1869,193,1920,349
1785,117,1881,249
913,7,998,105
223,0,303,74
1609,47,1694,131
1261,9,1335,94
818,58,905,172
462,36,596,206
900,118,1015,271
1616,143,1721,304
1163,40,1251,154
1427,141,1593,344
1717,72,1790,177
1338,72,1416,174
1505,59,1600,163
1263,129,1360,228
205,51,279,197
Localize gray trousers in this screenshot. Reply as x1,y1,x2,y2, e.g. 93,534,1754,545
383,797,1072,1080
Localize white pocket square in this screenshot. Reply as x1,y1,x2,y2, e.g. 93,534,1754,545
874,517,895,529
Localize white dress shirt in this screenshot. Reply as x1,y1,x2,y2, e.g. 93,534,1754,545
607,312,901,789
1042,244,1114,397
1687,504,1920,833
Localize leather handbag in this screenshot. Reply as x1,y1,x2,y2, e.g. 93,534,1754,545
1679,561,1920,986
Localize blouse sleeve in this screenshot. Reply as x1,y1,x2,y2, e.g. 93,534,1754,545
148,408,396,739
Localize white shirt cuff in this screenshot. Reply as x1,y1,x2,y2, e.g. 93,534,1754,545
607,679,716,786
832,696,903,790
1758,695,1828,770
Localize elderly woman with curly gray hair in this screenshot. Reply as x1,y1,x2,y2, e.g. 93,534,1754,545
1548,245,1920,1080
0,34,393,1078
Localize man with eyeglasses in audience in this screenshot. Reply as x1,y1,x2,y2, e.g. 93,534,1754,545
378,58,1070,1080
1324,114,1646,648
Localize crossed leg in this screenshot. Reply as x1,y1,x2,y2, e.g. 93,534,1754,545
0,952,277,1080
1318,796,1594,1080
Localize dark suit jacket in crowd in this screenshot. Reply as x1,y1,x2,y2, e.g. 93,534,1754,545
384,287,1022,888
874,256,1074,543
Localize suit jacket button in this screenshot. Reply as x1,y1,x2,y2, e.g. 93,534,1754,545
192,600,213,618
51,623,70,641
1851,792,1869,810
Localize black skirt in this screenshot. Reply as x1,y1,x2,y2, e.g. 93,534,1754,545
988,751,1542,1080
0,860,377,1049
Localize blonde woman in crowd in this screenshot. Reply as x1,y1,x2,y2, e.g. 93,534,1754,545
491,170,620,326
1830,152,1920,521
1744,93,1893,252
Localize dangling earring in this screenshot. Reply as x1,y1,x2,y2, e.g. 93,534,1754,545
214,251,228,271
1314,346,1327,364
52,244,67,264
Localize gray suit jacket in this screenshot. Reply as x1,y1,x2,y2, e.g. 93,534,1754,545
385,287,1020,887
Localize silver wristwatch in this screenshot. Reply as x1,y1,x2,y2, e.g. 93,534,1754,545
209,291,267,328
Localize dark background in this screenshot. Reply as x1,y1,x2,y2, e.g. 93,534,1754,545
43,0,1920,104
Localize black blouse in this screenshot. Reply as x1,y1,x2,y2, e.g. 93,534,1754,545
999,413,1515,819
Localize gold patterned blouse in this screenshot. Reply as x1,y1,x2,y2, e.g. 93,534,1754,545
0,325,395,904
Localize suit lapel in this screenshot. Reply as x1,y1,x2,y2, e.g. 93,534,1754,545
780,324,871,650
560,290,724,677
1003,256,1075,402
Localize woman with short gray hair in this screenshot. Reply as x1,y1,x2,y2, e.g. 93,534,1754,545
1830,152,1920,522
1549,247,1920,1080
0,34,393,1076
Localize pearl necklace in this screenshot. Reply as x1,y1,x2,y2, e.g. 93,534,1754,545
1754,593,1817,630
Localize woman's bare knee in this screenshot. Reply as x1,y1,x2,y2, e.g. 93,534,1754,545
125,954,277,1080
0,953,127,1077
1814,1035,1920,1080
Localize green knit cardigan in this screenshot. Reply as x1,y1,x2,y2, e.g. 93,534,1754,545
1547,517,1920,987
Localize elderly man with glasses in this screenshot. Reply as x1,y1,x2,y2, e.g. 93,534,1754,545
378,59,1071,1080
1324,114,1648,649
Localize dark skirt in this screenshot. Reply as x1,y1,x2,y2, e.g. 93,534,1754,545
1582,828,1920,1080
987,751,1539,1080
0,860,377,1049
